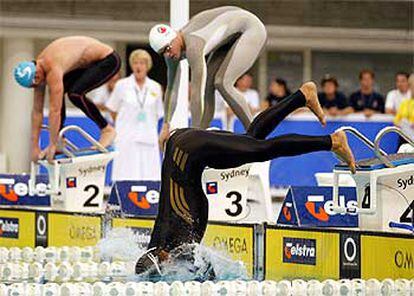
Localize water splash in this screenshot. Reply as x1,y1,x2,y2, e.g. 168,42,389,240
97,227,249,282
97,227,144,262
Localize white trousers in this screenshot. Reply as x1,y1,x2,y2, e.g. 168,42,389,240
112,140,161,181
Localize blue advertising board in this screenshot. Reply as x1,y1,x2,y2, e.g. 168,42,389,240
109,181,161,216
0,174,50,207
277,186,358,227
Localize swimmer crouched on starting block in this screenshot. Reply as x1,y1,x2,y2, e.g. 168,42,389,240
14,36,120,163
135,82,356,276
149,6,269,148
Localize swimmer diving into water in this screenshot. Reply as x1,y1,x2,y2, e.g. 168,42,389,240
149,7,320,148
135,82,356,276
14,36,120,163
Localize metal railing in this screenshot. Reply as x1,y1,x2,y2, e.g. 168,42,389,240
336,126,388,158
58,125,108,158
374,126,414,168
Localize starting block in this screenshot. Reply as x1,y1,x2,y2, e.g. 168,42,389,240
29,126,114,214
333,126,414,233
202,161,273,223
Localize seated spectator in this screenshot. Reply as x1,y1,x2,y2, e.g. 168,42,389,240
318,75,352,116
385,71,411,115
350,69,385,117
233,73,260,114
394,74,414,130
263,78,291,108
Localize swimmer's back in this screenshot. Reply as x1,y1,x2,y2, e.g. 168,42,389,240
37,36,113,73
182,6,241,32
182,6,263,36
181,6,265,60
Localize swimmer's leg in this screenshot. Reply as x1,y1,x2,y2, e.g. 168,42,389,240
204,130,355,173
62,68,86,130
214,26,267,129
65,52,121,146
199,48,229,129
246,82,326,140
67,94,108,129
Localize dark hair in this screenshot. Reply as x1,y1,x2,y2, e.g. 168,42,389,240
321,74,338,87
395,71,410,79
273,78,291,95
359,69,375,80
236,72,252,84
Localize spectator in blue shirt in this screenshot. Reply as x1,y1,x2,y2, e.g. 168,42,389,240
318,75,352,116
350,69,385,117
263,78,291,108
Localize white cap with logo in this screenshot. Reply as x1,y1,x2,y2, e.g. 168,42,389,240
148,24,177,53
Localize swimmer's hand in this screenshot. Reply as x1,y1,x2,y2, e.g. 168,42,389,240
159,123,170,151
39,144,57,164
31,146,42,162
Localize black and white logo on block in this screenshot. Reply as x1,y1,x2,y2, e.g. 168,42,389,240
0,217,19,238
340,232,361,278
35,212,48,247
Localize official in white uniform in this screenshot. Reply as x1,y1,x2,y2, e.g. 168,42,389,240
106,49,163,181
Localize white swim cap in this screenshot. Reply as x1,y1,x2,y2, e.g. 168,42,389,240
149,24,177,54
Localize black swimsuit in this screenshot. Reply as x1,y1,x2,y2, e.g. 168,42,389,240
61,51,121,129
148,90,332,253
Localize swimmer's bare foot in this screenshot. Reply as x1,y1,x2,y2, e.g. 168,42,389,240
300,82,326,127
99,125,116,147
331,130,356,174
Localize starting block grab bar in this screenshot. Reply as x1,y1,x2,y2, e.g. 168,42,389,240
374,126,414,168
333,126,414,216
336,126,388,158
332,126,383,215
58,125,109,158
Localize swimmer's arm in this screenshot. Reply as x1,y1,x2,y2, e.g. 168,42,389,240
187,46,207,127
163,57,181,126
31,85,46,149
46,70,64,147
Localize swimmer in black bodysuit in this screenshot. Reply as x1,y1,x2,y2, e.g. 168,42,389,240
135,82,356,275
